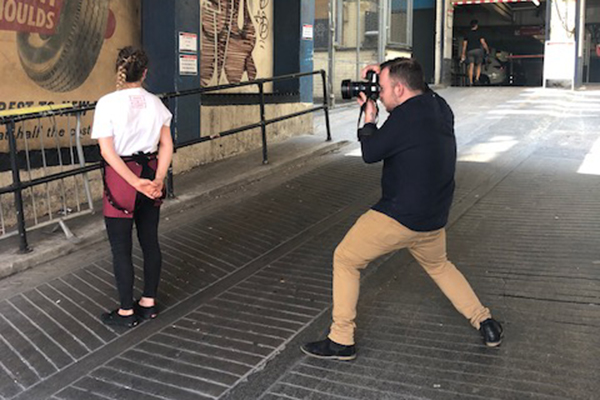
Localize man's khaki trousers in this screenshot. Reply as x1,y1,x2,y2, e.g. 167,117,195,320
328,210,491,346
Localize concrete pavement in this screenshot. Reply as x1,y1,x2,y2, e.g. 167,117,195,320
0,87,599,399
0,132,347,279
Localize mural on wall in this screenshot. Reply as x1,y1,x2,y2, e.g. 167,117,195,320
200,0,272,86
0,0,140,154
254,0,269,50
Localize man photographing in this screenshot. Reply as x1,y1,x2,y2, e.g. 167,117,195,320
301,58,503,361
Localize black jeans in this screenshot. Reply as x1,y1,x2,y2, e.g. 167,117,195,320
105,194,162,310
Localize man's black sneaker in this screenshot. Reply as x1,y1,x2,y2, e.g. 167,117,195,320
100,310,139,328
301,338,356,361
480,318,503,347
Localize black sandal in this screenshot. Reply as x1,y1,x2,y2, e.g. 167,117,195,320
100,310,139,328
134,301,158,320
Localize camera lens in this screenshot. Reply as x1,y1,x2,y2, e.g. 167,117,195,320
340,76,379,100
341,80,352,99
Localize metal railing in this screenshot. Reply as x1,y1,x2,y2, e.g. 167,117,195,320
0,70,332,253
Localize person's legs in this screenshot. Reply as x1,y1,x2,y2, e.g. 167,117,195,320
134,196,162,311
104,217,136,316
475,63,482,83
473,49,485,83
302,211,418,359
467,63,474,85
328,211,417,345
408,228,491,328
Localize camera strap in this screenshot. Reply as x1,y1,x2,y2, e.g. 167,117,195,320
357,101,379,130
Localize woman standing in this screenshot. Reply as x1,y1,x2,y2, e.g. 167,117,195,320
92,46,173,328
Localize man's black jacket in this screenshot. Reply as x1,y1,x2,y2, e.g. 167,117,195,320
359,91,456,232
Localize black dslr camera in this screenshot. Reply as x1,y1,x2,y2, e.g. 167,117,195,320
341,70,380,100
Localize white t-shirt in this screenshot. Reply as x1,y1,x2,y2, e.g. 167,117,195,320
91,87,172,156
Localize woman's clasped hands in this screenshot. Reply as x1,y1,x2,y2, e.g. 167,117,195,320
133,178,164,200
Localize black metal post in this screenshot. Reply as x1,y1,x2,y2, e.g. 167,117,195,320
509,54,514,85
161,97,176,199
258,82,268,164
166,166,175,199
7,122,31,253
321,70,332,141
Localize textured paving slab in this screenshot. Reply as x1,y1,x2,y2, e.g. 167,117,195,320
1,87,599,400
0,155,384,400
240,89,600,400
259,155,599,400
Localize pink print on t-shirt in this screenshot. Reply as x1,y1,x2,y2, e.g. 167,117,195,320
129,95,146,109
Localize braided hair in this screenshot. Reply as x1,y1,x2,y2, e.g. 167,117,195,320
115,46,149,89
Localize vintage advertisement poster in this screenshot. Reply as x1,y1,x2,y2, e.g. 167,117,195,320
0,0,141,158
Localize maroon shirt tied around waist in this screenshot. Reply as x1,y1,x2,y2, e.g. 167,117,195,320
102,156,162,218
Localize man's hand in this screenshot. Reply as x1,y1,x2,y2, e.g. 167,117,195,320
361,64,380,79
357,92,377,124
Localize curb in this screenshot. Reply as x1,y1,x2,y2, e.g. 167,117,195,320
0,138,351,280
163,139,351,215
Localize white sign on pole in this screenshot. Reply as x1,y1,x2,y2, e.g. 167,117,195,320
543,41,575,86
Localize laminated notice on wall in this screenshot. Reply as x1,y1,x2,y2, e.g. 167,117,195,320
179,54,198,75
179,32,198,53
302,24,313,40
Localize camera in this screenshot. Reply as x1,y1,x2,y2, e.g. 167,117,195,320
341,70,380,100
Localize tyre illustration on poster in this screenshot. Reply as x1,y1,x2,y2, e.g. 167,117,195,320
1,0,113,93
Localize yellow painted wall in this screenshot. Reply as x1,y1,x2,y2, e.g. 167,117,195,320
174,104,313,173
